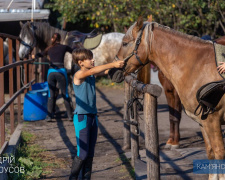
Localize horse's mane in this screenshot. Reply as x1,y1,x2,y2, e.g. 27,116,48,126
126,21,212,45
20,22,67,49
155,23,212,44
34,22,67,45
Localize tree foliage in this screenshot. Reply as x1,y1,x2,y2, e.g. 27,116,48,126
45,0,225,37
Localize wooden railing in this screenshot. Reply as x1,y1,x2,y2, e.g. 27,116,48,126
123,75,162,180
0,33,36,153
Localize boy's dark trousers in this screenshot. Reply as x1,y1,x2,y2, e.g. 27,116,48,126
70,114,98,179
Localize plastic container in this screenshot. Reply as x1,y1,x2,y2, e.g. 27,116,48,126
32,81,48,91
23,82,49,121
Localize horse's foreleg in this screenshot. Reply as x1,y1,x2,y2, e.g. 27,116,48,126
200,126,214,159
171,92,182,149
164,90,182,149
201,115,225,180
159,71,182,149
164,92,175,148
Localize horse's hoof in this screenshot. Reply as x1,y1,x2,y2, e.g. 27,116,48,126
171,144,180,149
164,144,172,149
209,174,218,180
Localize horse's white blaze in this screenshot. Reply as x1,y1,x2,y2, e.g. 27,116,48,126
19,36,31,59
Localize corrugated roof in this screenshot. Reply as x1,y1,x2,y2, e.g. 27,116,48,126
0,0,44,9
0,0,49,21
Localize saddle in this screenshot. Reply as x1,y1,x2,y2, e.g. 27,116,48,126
67,29,98,39
194,79,225,120
65,29,103,50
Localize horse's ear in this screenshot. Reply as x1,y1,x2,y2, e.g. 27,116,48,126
124,26,128,33
19,21,23,28
136,16,143,31
27,21,31,27
148,15,152,22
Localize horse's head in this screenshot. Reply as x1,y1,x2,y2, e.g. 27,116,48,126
109,17,151,83
19,21,37,59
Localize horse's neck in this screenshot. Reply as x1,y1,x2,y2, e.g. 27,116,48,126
35,23,67,49
150,28,215,83
149,27,222,110
137,64,150,84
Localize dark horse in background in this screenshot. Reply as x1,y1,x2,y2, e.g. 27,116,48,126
110,17,225,180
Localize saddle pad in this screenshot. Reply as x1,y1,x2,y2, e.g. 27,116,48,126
83,34,103,50
214,43,225,79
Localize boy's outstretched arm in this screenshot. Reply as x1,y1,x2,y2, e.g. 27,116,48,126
76,61,124,80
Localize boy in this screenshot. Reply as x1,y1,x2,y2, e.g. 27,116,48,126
69,48,124,180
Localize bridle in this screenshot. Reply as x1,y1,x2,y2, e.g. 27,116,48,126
115,23,150,75
19,23,37,54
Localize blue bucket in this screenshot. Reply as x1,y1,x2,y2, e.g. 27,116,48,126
23,82,49,121
32,81,48,91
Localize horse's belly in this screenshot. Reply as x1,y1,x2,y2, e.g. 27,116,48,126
185,109,202,124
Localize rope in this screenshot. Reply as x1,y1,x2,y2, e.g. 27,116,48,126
31,0,35,22
7,0,14,10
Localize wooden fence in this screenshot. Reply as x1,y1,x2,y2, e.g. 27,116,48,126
123,75,162,180
0,33,38,153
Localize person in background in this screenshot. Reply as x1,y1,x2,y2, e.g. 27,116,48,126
35,33,73,122
69,48,124,180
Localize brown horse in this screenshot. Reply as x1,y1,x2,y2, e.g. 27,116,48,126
110,17,225,179
157,36,225,149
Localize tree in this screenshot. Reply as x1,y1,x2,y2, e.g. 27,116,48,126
45,0,225,37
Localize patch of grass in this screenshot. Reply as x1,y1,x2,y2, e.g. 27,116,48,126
96,76,124,89
8,131,66,180
114,154,135,179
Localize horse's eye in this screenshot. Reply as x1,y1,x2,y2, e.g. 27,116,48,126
122,42,128,46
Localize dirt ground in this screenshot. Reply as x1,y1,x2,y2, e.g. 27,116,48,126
21,79,216,180
22,85,134,180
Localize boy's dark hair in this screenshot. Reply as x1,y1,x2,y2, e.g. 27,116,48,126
72,48,93,66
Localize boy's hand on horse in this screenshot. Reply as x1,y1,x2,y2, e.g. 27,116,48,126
113,60,124,68
217,62,225,74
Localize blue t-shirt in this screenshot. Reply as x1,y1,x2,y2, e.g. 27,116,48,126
73,75,97,114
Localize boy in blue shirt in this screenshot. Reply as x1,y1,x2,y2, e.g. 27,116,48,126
69,48,124,180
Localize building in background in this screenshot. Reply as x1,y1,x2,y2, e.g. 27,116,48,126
0,0,50,36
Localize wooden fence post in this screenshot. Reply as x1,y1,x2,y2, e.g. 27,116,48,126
8,38,15,133
130,89,140,166
0,37,5,147
16,39,21,123
124,75,161,178
123,81,131,150
24,59,28,94
144,93,160,180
